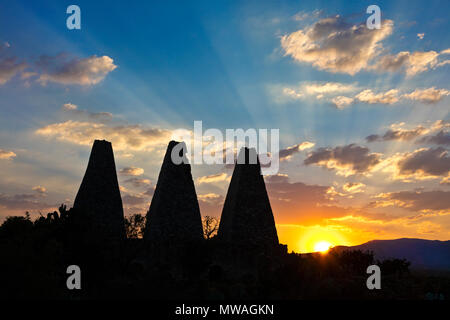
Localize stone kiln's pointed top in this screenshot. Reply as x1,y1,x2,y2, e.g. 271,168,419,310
218,147,279,246
144,141,203,243
73,139,125,239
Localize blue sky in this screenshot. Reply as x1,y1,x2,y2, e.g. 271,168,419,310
0,0,449,251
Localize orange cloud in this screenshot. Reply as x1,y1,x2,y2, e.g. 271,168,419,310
0,149,16,160
197,173,230,184
119,167,144,176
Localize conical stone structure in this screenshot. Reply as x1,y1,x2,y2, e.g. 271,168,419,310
218,147,279,246
73,139,125,239
144,141,203,243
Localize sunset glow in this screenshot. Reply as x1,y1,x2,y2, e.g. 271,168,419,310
314,241,332,253
0,1,449,256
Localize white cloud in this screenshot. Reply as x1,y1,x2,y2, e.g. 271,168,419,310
281,13,449,77
278,83,449,108
62,103,78,111
281,16,393,75
276,81,358,105
373,50,444,76
35,120,171,151
302,82,357,95
355,89,400,104
331,96,354,109
403,87,450,104
37,55,117,86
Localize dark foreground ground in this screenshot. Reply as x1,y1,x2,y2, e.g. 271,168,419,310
0,208,449,300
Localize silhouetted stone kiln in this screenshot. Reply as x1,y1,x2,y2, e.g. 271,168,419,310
73,139,125,239
144,141,203,244
218,147,279,247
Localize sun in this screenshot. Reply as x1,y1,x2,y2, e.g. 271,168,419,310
314,241,332,253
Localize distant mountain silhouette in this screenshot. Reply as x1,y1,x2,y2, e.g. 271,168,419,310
2,139,450,300
334,238,450,270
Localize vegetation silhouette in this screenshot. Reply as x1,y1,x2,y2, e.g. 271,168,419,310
1,209,449,300
0,139,448,300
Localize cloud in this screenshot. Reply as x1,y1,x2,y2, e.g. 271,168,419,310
402,87,450,104
277,81,448,108
265,173,289,184
373,190,450,213
373,50,447,76
197,193,225,217
0,149,16,160
35,120,171,151
281,16,393,75
37,55,117,86
279,141,315,161
122,194,147,206
32,186,47,195
384,147,450,182
20,71,38,80
418,130,450,146
366,125,428,142
342,182,365,193
355,89,400,104
123,178,151,187
143,186,156,197
0,57,26,85
265,175,351,224
366,120,449,145
441,176,450,186
301,82,357,95
281,87,304,100
353,87,448,106
119,167,144,176
197,172,230,184
198,193,222,203
276,82,357,106
62,103,77,111
281,12,448,77
0,192,54,211
331,96,354,109
304,144,381,176
61,103,113,121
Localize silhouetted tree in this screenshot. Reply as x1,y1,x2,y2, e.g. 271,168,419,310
202,216,219,239
125,213,145,239
379,258,410,277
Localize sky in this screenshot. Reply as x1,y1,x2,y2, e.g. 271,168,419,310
0,0,449,253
